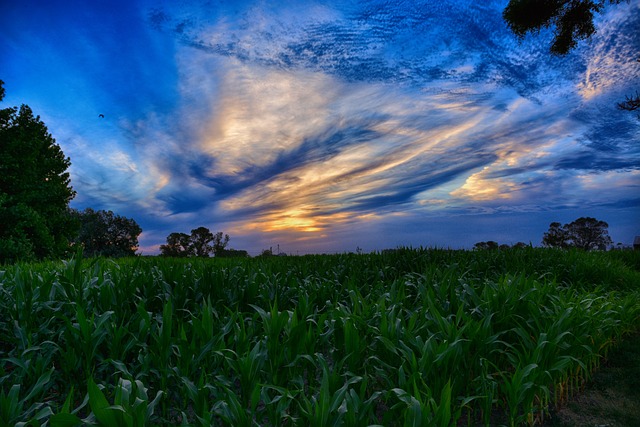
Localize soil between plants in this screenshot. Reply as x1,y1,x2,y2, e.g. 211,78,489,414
543,331,640,427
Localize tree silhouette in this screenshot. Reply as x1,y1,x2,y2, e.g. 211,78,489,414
71,208,141,257
160,232,192,257
503,0,626,55
189,227,215,257
211,231,230,255
160,227,230,257
542,222,570,248
542,217,612,250
503,1,638,117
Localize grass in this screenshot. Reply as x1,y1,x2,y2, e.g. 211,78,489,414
0,247,639,426
544,331,640,427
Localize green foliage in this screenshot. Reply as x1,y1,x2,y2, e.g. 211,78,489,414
0,85,76,263
0,248,639,425
71,208,142,257
159,226,229,257
542,217,613,250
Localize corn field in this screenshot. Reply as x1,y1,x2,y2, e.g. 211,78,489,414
1,248,639,426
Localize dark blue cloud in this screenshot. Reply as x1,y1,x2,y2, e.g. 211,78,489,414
184,123,384,196
3,0,639,254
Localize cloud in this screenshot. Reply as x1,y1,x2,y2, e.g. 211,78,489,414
578,2,640,102
4,0,638,254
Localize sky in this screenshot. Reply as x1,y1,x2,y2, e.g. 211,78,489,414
1,0,639,255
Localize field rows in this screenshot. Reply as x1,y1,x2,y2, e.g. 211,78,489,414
1,248,639,426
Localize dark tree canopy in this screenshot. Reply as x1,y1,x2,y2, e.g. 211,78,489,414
160,227,230,257
542,222,570,248
474,241,529,250
503,0,625,55
190,226,215,257
160,232,192,257
564,217,613,250
542,217,613,250
211,231,230,255
71,208,142,258
503,1,638,117
1,83,77,262
473,241,500,250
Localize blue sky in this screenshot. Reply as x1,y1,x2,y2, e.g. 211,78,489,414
2,0,639,255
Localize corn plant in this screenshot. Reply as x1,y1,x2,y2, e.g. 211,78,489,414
0,248,638,425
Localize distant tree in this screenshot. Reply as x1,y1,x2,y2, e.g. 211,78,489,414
542,222,570,248
512,242,529,249
258,248,274,257
159,232,192,257
159,226,230,257
473,241,499,250
216,248,249,258
71,208,141,257
1,81,77,262
542,217,612,250
565,217,613,250
211,231,230,256
189,227,215,257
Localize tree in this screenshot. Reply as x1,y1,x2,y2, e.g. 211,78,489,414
159,232,192,257
159,226,230,257
473,241,499,250
503,1,638,117
190,226,215,257
565,217,613,250
212,231,230,255
258,248,274,257
542,222,570,248
542,217,612,250
0,80,77,262
503,0,626,55
71,208,142,257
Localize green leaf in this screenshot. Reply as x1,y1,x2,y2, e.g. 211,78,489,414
87,378,120,426
49,413,83,427
21,369,52,403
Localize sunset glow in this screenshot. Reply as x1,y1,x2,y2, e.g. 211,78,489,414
2,0,638,254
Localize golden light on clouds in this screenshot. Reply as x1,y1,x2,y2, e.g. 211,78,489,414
263,208,323,233
450,167,519,201
578,3,639,100
197,63,344,176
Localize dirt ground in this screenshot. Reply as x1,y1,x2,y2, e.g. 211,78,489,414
543,332,640,427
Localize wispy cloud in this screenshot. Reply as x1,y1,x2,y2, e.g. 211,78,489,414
2,0,638,253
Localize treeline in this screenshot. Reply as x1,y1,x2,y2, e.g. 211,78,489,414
0,80,142,263
0,79,254,263
475,217,614,251
159,227,248,258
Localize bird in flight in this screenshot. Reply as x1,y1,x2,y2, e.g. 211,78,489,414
98,114,104,118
